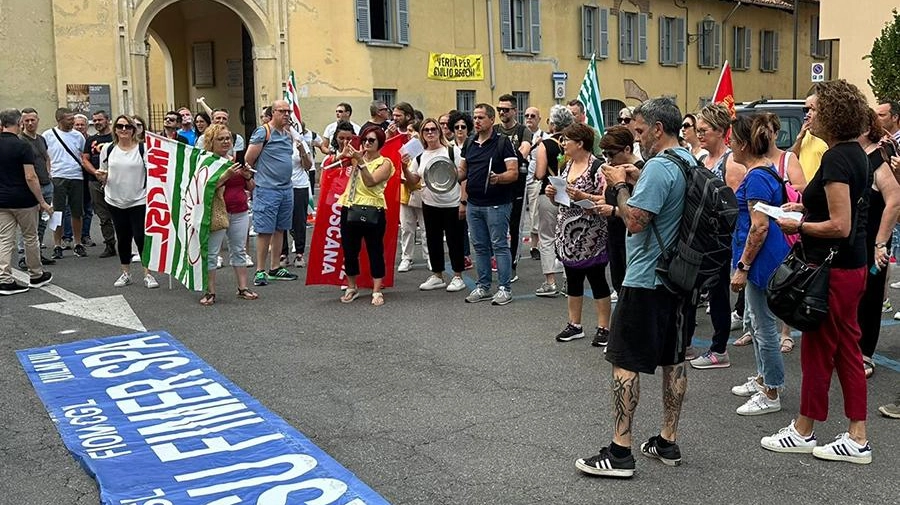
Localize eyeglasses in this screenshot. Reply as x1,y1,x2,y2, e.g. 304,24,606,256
115,124,135,130
524,114,538,119
618,117,632,124
681,122,694,129
601,150,621,159
454,124,468,130
422,127,439,133
362,137,378,144
496,107,512,113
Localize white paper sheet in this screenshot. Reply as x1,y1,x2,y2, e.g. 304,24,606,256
400,137,424,159
753,202,803,222
548,176,570,206
574,199,595,209
47,211,63,231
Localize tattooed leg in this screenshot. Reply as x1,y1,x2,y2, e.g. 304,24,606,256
611,365,640,448
660,362,687,442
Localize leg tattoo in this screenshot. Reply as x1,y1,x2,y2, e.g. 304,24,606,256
661,363,687,441
611,366,640,447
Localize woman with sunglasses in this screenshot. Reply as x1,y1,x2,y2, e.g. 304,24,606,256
96,115,158,289
680,113,708,161
449,111,475,270
338,126,394,306
198,124,257,306
401,118,467,293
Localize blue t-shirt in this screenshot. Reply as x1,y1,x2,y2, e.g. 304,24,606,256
249,125,293,189
733,167,790,288
179,129,198,146
623,147,691,289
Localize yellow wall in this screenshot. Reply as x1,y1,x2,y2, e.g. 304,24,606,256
819,0,894,103
0,0,58,118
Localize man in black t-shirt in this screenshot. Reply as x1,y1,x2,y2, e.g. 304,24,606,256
82,110,117,257
493,94,532,281
18,108,56,265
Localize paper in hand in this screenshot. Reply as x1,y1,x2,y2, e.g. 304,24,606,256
753,202,803,221
400,137,424,159
574,199,595,209
47,211,63,231
548,176,570,206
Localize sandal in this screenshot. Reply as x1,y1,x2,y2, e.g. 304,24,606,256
733,332,753,346
371,291,385,306
340,288,359,303
863,357,875,379
237,288,258,300
780,336,794,354
199,293,216,306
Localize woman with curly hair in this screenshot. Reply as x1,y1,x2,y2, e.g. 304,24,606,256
763,80,873,464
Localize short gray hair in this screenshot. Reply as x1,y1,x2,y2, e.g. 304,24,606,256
548,104,574,131
0,108,22,128
633,97,682,137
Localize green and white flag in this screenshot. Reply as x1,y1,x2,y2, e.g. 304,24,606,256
578,54,605,133
143,132,233,291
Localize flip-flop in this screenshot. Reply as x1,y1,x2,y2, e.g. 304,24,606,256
200,293,216,306
237,288,258,300
780,337,794,354
863,358,875,379
371,292,385,306
340,288,359,303
733,332,753,346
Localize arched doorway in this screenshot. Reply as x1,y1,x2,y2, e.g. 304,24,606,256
130,0,281,139
601,98,627,130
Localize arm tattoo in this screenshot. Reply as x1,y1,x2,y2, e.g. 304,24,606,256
616,186,654,233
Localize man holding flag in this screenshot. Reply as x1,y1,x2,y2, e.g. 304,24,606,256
244,100,299,286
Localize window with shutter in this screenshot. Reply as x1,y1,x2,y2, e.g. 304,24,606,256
599,8,609,59
356,0,370,42
582,6,596,58
733,26,751,70
500,0,540,54
500,1,512,51
659,16,684,66
675,17,685,65
713,23,722,67
638,13,647,63
397,0,409,45
619,11,639,63
744,27,751,69
356,0,409,46
760,30,779,72
529,0,541,53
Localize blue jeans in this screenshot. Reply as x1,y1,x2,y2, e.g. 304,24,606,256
746,282,784,390
467,202,512,290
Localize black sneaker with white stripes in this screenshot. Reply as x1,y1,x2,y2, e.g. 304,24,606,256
575,447,635,478
640,435,682,466
555,323,585,342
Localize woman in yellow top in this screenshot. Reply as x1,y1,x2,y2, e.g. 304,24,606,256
339,125,395,306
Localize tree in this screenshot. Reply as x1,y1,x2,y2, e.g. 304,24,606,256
867,9,900,101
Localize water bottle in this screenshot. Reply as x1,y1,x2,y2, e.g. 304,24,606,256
870,264,881,276
41,211,50,222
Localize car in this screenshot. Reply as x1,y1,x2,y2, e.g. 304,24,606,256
735,99,806,150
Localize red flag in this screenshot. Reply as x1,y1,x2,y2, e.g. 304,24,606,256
713,61,736,118
305,134,407,289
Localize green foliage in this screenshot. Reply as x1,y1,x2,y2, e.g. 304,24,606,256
868,9,900,101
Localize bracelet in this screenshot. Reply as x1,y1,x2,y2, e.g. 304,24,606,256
876,243,887,249
459,201,467,205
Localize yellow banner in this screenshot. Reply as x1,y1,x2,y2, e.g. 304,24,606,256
427,53,484,81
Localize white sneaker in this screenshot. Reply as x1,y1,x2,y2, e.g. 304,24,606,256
216,256,224,269
144,274,159,289
706,305,711,314
293,255,305,268
131,253,141,263
491,287,512,306
610,290,618,302
398,259,413,272
731,376,763,397
894,311,900,321
760,420,817,453
812,432,872,464
891,281,900,289
243,253,254,267
248,226,258,237
114,272,132,287
419,275,446,291
736,391,781,416
446,276,466,292
730,310,743,330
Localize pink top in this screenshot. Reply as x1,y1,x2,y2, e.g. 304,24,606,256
223,173,250,214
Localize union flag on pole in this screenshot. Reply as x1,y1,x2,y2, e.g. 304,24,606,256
713,60,736,118
284,70,303,126
143,133,233,291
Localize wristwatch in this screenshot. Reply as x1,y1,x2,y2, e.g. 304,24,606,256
737,261,752,272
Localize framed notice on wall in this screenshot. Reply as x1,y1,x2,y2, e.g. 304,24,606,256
192,41,215,88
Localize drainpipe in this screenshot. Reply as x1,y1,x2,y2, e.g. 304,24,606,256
792,1,799,98
486,0,496,91
675,0,689,112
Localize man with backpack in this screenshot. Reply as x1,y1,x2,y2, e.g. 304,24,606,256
493,94,531,281
575,97,702,478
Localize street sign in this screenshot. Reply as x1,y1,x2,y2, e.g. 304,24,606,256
552,72,568,100
811,62,826,82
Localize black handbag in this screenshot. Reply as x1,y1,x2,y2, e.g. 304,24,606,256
766,242,835,332
347,204,381,225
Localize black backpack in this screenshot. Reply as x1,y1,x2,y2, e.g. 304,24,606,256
651,148,738,298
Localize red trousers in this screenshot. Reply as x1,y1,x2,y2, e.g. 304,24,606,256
800,267,867,422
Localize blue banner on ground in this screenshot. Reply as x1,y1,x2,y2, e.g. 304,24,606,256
17,331,390,505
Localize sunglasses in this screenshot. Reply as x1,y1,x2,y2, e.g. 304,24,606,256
802,107,811,115
496,107,512,113
601,150,621,159
422,127,439,133
524,114,538,118
682,122,694,129
115,124,135,130
362,137,378,144
134,123,143,127
618,117,632,124
165,117,179,122
454,124,468,130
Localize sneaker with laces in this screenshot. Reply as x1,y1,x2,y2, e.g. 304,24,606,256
555,323,585,342
268,268,298,281
419,275,447,291
684,346,700,361
491,287,512,305
510,272,519,283
52,246,63,260
253,271,269,286
463,256,473,270
29,271,52,288
737,391,781,416
465,287,492,303
731,311,743,330
62,239,73,250
812,433,872,464
731,376,764,397
690,350,731,369
894,311,900,321
398,259,413,272
114,272,132,287
82,236,96,247
73,243,87,257
575,447,635,478
760,421,817,453
293,255,305,268
17,257,27,270
144,274,159,289
279,255,290,268
535,282,558,297
40,255,56,265
883,298,893,313
891,280,900,289
446,276,466,292
640,435,682,466
591,327,609,347
0,281,29,296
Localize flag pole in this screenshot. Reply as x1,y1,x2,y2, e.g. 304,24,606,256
712,60,729,100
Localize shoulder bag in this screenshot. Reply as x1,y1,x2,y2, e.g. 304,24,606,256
346,161,382,225
766,242,834,332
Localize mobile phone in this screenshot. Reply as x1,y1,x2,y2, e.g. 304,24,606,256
235,149,245,164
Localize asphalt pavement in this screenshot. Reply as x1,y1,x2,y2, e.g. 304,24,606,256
2,232,898,505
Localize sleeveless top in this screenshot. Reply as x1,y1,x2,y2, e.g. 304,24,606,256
555,155,609,268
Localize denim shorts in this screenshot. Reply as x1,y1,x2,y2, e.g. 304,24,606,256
252,187,293,234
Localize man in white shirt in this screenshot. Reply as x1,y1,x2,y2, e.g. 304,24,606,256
43,108,88,258
321,102,359,155
523,106,546,260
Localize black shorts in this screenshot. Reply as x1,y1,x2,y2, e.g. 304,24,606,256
52,178,84,218
605,286,697,374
